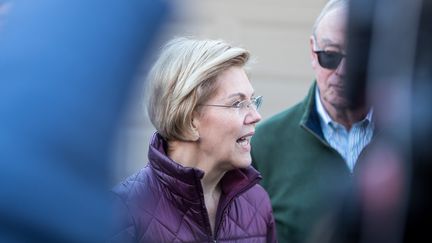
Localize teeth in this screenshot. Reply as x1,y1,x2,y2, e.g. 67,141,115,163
237,137,249,146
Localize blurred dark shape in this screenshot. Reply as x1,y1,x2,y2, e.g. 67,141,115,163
405,0,432,241
0,0,169,242
345,0,375,109
325,0,432,242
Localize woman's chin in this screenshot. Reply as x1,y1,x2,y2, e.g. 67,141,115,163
232,156,252,169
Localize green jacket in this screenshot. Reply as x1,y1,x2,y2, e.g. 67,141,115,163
251,82,354,243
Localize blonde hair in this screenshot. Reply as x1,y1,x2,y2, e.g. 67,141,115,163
146,37,250,141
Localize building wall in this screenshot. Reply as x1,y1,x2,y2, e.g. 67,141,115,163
112,0,328,181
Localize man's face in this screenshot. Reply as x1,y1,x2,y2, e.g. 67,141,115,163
311,8,349,110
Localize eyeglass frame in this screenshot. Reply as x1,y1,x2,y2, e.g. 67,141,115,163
199,95,263,112
312,35,346,70
313,50,346,70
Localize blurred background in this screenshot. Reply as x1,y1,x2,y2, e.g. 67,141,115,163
112,0,329,182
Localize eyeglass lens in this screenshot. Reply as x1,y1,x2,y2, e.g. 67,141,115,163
249,96,262,110
316,51,344,70
239,96,262,110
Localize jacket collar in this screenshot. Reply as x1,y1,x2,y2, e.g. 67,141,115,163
299,81,326,141
300,81,377,139
148,132,261,204
299,82,380,173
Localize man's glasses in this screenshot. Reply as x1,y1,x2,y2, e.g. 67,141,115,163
314,50,346,70
201,96,263,113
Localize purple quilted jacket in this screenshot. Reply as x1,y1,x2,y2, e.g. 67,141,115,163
112,133,277,243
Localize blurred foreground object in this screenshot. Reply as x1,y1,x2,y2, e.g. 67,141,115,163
0,0,169,242
322,0,432,242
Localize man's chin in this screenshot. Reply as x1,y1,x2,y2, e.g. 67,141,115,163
330,98,352,110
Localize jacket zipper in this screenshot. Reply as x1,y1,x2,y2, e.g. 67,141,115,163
212,176,261,241
194,170,260,242
193,172,217,242
302,123,378,175
301,124,353,175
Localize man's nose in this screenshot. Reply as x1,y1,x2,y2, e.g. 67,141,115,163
335,57,346,76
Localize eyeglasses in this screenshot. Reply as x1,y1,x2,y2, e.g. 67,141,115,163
314,50,346,70
201,96,263,113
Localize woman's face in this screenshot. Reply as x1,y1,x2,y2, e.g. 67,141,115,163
194,66,261,171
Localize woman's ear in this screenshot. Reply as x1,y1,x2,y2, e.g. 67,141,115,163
190,111,200,140
192,111,199,129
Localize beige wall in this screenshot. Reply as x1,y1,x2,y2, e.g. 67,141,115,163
112,0,328,181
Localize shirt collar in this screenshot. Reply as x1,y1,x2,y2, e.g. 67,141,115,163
315,86,333,125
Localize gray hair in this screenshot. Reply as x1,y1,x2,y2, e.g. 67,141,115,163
312,0,349,36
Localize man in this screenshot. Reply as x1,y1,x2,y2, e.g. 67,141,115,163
251,0,374,242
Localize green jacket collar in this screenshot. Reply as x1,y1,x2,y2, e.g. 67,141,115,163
299,81,326,142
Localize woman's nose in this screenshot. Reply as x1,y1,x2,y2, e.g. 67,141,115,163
245,108,262,124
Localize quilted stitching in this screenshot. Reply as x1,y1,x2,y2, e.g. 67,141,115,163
114,174,273,242
112,134,276,243
219,187,269,241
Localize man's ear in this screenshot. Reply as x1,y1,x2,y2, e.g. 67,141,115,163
310,35,318,68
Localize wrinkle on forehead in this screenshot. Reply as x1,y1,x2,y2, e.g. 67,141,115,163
315,9,347,50
227,92,256,99
211,67,255,102
319,38,344,49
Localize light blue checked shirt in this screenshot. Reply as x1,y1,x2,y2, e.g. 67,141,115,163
315,87,374,172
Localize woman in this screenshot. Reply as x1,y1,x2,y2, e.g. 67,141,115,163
112,37,277,243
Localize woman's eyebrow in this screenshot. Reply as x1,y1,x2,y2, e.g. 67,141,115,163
227,93,246,99
226,91,255,99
